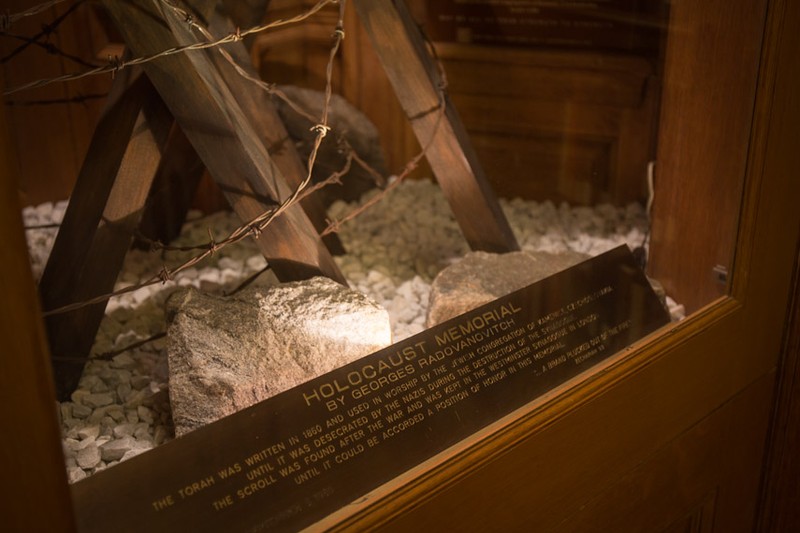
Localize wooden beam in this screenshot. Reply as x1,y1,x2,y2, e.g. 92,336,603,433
351,0,518,254
647,0,767,312
140,0,343,252
38,72,174,400
220,0,271,47
203,2,345,254
0,86,76,533
136,122,206,246
103,0,344,282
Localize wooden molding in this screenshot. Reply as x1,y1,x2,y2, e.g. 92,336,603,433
0,91,76,533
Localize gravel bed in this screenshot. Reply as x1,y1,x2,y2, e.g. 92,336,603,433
22,178,682,482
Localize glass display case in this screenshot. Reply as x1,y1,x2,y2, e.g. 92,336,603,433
1,0,799,531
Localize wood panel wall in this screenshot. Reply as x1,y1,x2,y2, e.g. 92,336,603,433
427,43,659,205
2,2,800,531
646,0,768,313
339,2,663,206
2,0,664,209
0,80,76,533
1,0,111,206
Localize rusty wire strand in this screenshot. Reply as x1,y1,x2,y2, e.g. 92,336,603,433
6,91,107,106
1,0,85,64
52,257,271,362
1,0,68,32
32,0,449,320
322,31,449,236
2,0,337,96
2,29,101,68
40,0,349,317
166,0,319,125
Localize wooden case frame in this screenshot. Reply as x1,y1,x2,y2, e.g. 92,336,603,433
2,0,799,531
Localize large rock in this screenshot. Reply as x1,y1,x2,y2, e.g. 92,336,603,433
166,277,392,436
426,250,589,327
274,84,388,205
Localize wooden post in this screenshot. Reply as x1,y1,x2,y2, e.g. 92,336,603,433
136,123,207,246
38,72,175,400
0,87,77,533
351,0,519,253
140,0,344,253
202,2,345,254
102,0,344,282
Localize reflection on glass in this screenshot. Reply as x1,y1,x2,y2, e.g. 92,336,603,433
8,0,757,529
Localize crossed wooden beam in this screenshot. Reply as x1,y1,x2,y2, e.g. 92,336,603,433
39,0,519,400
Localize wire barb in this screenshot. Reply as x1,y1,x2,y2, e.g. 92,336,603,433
158,267,173,284
107,55,124,79
29,0,445,317
310,123,331,138
1,11,12,33
207,228,218,255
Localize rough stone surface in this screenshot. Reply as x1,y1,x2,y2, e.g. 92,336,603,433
76,442,101,469
83,392,114,408
274,84,388,205
100,436,136,462
426,250,590,327
166,277,392,436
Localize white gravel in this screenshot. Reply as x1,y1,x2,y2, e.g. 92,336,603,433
23,178,683,482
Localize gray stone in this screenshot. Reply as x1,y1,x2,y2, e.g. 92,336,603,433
123,388,149,409
70,389,89,405
112,423,138,438
274,85,388,205
83,393,114,408
76,442,101,469
166,277,392,436
100,436,136,462
130,375,151,390
111,353,137,369
426,250,590,327
72,403,92,419
125,409,139,423
153,425,170,446
67,466,87,483
137,405,154,424
120,447,149,462
134,426,152,441
106,405,125,422
117,382,132,403
63,438,80,454
59,403,71,423
77,425,100,441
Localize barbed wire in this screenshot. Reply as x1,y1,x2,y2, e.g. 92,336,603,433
1,0,68,33
51,259,272,363
39,0,349,317
2,0,338,96
2,30,101,68
24,222,61,230
22,0,449,323
6,91,107,106
1,0,85,64
161,0,343,201
323,27,450,235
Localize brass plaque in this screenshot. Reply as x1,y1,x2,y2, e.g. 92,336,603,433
72,245,669,532
425,0,661,52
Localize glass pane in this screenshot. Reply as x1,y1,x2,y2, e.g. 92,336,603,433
6,0,760,529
